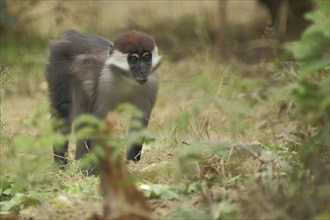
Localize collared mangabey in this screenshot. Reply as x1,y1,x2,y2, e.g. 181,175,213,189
45,29,161,174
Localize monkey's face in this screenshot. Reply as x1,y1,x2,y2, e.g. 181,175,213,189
127,51,152,84
108,30,161,85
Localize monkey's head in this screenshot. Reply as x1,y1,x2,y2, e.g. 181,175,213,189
107,30,161,85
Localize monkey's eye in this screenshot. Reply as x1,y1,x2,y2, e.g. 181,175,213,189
142,52,151,62
129,53,139,63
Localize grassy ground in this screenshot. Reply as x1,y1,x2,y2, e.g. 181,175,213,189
1,56,293,219
1,1,329,219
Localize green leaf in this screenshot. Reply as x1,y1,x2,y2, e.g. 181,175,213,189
110,146,121,164
287,32,327,61
115,103,144,118
139,184,180,200
317,0,330,15
299,58,330,76
287,0,330,65
214,201,237,219
73,114,103,130
304,11,330,37
178,183,198,195
2,188,12,196
93,145,107,159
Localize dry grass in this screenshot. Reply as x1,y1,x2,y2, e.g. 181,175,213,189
1,54,297,219
1,1,328,220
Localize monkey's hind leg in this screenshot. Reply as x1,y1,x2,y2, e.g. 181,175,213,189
53,139,69,167
52,102,72,167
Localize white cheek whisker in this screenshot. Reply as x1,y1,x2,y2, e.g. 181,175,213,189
152,55,161,68
152,47,161,69
106,50,130,71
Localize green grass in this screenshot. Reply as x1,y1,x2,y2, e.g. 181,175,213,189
2,54,326,219
0,32,47,96
1,1,329,219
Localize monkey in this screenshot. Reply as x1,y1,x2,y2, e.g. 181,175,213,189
45,29,161,175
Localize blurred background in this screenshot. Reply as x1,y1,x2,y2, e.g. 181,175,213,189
0,0,314,95
1,1,329,219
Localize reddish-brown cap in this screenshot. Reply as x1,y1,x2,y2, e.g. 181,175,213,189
113,30,155,54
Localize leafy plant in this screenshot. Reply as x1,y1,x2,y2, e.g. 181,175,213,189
139,182,198,200
287,0,329,75
279,0,330,218
0,177,40,214
286,0,329,163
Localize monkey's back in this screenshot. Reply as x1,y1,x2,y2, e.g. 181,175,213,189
45,29,112,117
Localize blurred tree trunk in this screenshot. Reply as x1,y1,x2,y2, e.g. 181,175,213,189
94,114,153,220
216,0,227,56
274,0,289,41
259,0,314,41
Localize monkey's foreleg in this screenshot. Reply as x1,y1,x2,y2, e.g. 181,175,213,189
127,143,143,162
53,141,69,167
126,116,148,162
52,117,71,167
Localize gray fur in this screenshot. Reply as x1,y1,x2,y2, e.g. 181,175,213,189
45,29,159,172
